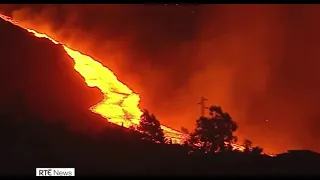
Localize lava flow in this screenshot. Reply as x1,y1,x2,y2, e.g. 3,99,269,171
0,14,188,144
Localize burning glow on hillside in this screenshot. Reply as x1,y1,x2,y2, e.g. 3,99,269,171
0,13,189,144
0,14,250,153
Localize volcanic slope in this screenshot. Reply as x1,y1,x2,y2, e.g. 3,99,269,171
0,16,113,133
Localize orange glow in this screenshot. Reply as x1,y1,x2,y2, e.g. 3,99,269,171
0,14,248,152
0,14,188,144
0,14,248,151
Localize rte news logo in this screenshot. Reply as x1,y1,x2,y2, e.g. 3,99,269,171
36,168,75,176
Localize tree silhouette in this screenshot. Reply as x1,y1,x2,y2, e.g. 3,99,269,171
188,105,238,153
242,139,264,155
137,109,166,144
181,127,189,134
243,139,253,153
251,146,263,155
185,132,202,153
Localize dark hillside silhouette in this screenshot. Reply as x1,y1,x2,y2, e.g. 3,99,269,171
0,18,105,133
0,18,320,176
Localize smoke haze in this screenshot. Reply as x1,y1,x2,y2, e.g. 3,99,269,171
1,4,320,153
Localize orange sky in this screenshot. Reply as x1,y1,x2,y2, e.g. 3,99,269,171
2,4,320,154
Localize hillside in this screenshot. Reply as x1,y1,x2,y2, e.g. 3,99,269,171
1,17,320,176
0,18,109,133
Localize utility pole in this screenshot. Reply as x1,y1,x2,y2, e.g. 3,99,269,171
198,97,208,117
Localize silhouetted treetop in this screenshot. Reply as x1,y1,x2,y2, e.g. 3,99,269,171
181,127,189,134
244,139,253,153
252,146,263,155
242,139,264,155
188,105,238,153
137,109,166,144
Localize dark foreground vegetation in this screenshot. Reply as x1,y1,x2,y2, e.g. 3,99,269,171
0,16,320,176
1,96,320,176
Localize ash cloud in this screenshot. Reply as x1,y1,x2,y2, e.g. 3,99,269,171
2,4,320,153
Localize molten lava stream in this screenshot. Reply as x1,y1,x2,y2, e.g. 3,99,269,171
0,14,188,144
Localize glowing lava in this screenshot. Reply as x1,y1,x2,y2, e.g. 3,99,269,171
0,14,246,150
0,14,188,144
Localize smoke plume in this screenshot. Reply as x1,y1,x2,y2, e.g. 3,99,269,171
2,4,320,153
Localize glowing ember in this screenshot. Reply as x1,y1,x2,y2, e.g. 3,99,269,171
0,14,187,144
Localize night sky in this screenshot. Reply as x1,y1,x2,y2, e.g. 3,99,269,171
1,4,320,153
